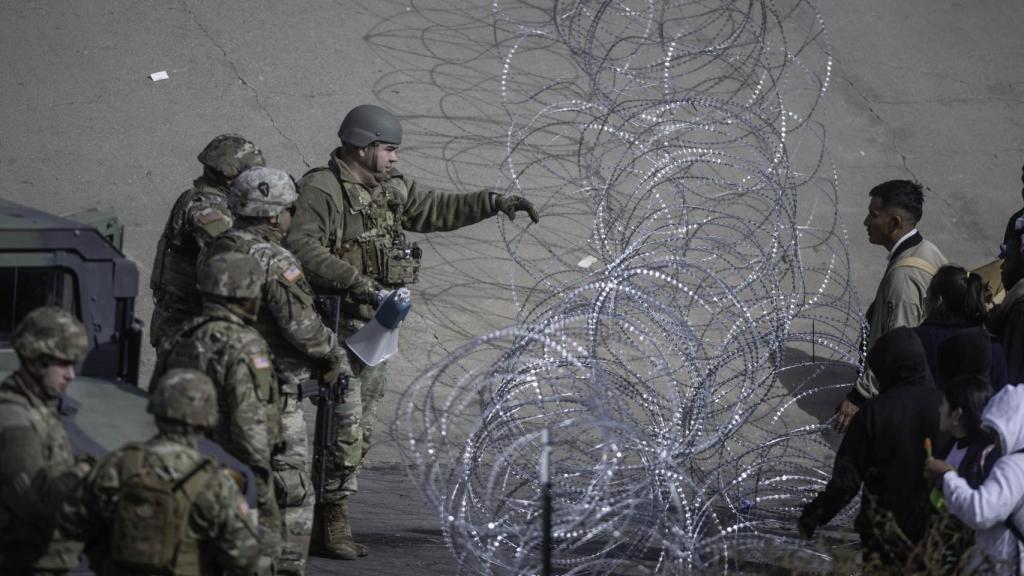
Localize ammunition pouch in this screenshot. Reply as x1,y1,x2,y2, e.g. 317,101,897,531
272,466,310,507
150,238,201,312
358,234,421,287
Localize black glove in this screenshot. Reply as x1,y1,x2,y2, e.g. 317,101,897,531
491,193,540,223
350,277,383,307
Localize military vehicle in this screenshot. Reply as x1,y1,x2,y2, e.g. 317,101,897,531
0,199,152,455
0,199,256,523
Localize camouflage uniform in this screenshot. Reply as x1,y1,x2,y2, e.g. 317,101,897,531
289,104,538,560
0,306,91,575
203,167,348,575
59,370,260,576
149,134,265,347
151,252,282,573
290,152,497,503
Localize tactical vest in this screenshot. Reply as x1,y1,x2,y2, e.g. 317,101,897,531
0,380,82,570
302,166,421,287
151,185,232,308
109,445,215,576
0,386,74,470
162,315,281,449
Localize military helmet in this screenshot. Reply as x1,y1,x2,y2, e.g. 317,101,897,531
14,306,89,363
148,368,218,428
198,252,263,298
198,134,266,179
228,166,298,218
337,104,402,147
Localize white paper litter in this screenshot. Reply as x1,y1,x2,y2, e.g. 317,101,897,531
577,255,599,268
149,70,169,81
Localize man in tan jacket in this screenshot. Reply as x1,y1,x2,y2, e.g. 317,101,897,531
834,180,947,433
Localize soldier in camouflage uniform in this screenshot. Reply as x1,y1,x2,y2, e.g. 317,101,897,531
287,104,540,559
149,134,266,348
0,307,92,575
203,166,351,575
59,369,260,576
151,252,282,574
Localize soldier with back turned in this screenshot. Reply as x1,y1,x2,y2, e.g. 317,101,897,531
59,369,260,576
152,251,283,574
149,134,266,348
202,166,351,576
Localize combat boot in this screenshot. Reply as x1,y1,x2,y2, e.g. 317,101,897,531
312,498,368,560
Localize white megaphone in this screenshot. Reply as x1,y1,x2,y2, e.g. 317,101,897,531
345,288,412,367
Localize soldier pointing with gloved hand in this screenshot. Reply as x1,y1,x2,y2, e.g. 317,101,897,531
287,104,541,560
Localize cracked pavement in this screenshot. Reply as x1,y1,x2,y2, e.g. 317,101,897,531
2,0,1024,573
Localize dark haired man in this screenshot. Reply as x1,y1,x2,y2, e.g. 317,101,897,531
988,216,1024,383
834,180,947,433
1001,163,1024,247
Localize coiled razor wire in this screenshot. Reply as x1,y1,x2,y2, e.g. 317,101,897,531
390,0,864,572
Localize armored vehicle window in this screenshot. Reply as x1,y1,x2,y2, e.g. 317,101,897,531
0,267,79,341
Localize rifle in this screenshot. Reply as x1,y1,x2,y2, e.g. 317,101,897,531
313,294,342,334
295,374,348,503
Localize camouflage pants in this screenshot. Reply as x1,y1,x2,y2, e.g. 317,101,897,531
271,379,314,576
221,441,281,573
320,328,388,503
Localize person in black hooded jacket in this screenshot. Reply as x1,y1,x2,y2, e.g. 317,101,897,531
936,330,1006,394
799,327,943,565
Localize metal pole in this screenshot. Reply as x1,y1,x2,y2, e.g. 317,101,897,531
540,428,552,576
811,319,816,363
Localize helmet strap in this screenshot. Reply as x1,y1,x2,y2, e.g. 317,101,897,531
18,357,61,400
155,418,203,448
225,298,260,324
367,142,382,174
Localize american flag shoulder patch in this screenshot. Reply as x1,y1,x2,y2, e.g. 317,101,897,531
282,264,303,283
251,355,271,370
197,208,225,224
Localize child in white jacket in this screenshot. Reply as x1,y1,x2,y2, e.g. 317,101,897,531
926,384,1024,574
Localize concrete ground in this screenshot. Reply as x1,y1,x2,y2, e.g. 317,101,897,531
3,0,1023,573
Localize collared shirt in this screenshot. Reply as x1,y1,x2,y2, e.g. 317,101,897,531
887,228,919,262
